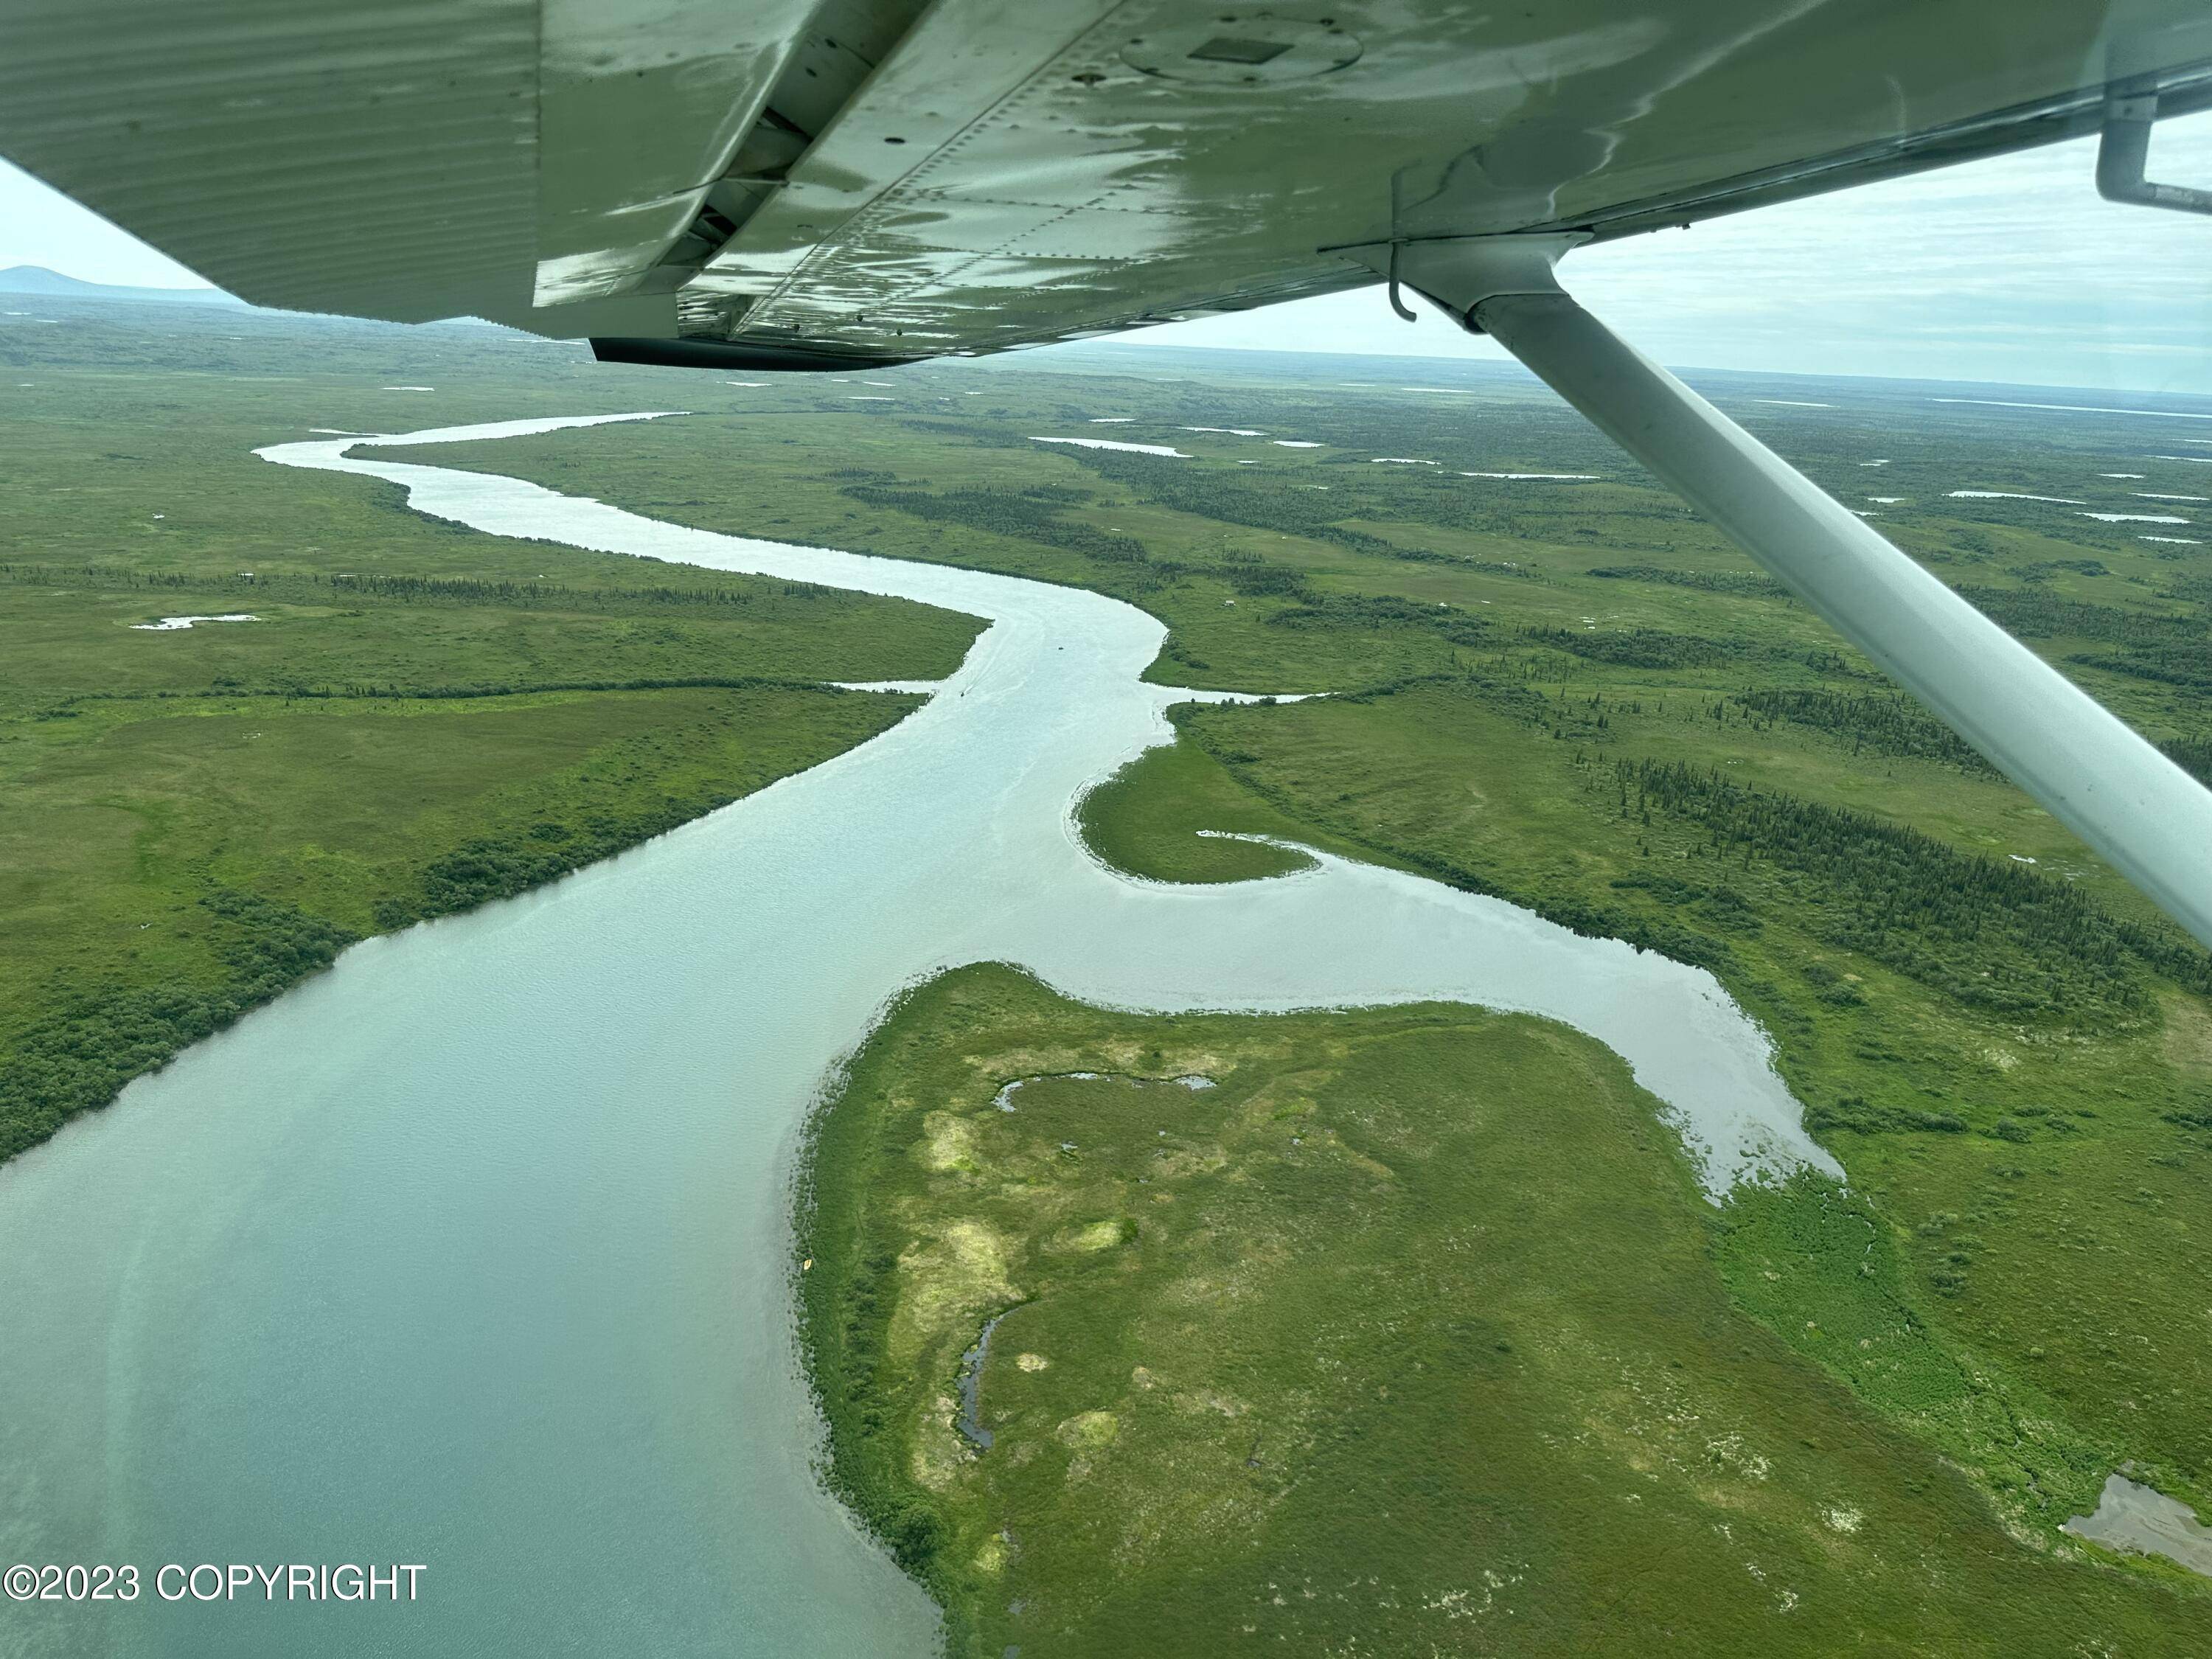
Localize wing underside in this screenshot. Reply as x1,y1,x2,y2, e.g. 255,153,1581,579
4,1,2211,366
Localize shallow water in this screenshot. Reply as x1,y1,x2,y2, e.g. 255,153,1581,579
953,1314,1010,1453
1028,434,1188,457
128,613,260,631
2064,1475,2212,1578
0,414,1834,1657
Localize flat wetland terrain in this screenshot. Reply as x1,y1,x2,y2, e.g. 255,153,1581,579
9,301,2212,1649
0,304,978,1158
800,965,2212,1655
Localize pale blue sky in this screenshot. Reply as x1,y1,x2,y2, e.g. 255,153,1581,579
6,110,2211,392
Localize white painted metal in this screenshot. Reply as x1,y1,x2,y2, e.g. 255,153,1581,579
1371,235,2212,950
2098,86,2212,215
8,1,2212,350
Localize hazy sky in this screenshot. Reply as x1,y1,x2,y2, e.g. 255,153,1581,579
5,110,2210,392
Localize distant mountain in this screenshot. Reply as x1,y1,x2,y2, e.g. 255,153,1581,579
0,265,243,306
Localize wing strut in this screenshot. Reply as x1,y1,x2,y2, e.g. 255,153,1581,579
2098,82,2212,216
1354,234,2212,949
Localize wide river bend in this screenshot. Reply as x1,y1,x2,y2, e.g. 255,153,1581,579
0,415,1835,1657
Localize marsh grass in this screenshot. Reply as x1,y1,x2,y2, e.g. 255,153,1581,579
0,306,980,1157
800,966,2212,1655
32,305,2209,1636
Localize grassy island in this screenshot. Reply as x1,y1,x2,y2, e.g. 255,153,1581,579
799,964,2212,1655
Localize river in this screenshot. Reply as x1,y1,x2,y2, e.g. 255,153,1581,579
0,414,1835,1657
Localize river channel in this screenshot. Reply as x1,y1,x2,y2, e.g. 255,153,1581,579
0,414,1836,1657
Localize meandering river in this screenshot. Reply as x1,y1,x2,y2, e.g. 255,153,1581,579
0,415,1835,1657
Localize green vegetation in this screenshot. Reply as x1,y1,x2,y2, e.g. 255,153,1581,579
0,681,922,1160
800,965,2212,1656
0,301,981,1159
1143,686,2212,1498
1523,623,1735,667
2166,734,2212,783
1590,562,1791,597
1731,686,1997,773
23,303,2210,1639
404,352,2212,1632
1075,736,1376,884
1616,755,2207,1019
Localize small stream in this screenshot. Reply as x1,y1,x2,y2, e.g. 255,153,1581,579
956,1313,1014,1452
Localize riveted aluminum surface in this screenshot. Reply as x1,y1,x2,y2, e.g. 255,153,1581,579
4,0,2212,351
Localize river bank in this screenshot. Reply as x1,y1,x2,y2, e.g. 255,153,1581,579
799,963,2212,1655
0,414,1832,1656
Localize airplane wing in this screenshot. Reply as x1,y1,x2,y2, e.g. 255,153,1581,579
4,1,2210,369
7,0,2211,942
